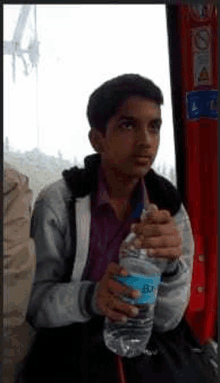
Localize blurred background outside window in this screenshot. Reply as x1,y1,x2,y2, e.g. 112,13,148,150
4,4,177,206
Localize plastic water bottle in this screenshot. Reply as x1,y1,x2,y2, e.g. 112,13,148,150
103,204,168,358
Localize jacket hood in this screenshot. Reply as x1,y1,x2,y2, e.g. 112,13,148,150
62,153,181,216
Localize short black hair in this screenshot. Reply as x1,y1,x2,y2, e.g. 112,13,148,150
87,73,164,135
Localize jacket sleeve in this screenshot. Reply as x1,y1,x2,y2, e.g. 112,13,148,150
153,203,194,332
26,186,97,329
3,164,35,332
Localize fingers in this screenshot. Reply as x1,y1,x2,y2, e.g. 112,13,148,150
107,262,125,276
141,233,181,249
138,231,182,259
146,246,182,259
105,264,138,298
140,203,158,220
108,277,139,299
95,262,140,322
134,221,177,238
104,295,139,322
143,209,171,224
130,210,182,260
132,210,172,238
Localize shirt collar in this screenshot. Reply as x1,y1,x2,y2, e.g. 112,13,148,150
94,165,149,219
95,165,110,208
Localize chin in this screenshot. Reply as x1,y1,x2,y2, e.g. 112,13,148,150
134,169,150,177
125,165,151,178
108,160,151,178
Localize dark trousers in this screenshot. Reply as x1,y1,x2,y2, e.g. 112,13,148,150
15,318,214,383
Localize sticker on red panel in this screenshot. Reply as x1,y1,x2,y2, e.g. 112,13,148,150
190,5,214,22
192,26,212,87
186,90,218,120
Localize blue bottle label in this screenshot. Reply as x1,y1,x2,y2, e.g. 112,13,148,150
114,273,161,305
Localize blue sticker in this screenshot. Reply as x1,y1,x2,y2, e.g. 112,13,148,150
115,273,161,305
186,90,218,119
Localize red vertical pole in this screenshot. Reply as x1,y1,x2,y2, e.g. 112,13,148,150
178,5,218,344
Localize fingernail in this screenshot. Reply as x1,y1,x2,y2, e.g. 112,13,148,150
133,291,141,298
149,204,158,211
121,316,127,322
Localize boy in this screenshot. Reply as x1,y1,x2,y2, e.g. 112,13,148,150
25,74,197,383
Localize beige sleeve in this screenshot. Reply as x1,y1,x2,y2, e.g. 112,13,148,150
3,166,36,331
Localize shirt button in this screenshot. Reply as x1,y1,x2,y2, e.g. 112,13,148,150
199,255,205,262
197,287,204,293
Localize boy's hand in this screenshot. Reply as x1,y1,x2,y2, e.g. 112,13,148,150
131,209,182,259
94,262,140,323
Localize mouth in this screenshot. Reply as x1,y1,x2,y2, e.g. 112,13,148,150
133,155,151,164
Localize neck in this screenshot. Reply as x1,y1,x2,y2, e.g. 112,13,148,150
101,161,140,200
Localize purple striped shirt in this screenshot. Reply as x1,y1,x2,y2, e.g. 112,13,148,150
82,166,148,282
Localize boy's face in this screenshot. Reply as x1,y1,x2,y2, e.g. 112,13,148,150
98,96,161,179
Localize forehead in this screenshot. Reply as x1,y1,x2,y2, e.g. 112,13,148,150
114,96,161,120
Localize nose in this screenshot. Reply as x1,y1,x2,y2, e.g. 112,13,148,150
136,126,152,146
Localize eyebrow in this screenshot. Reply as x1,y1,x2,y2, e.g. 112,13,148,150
118,115,137,121
118,115,162,124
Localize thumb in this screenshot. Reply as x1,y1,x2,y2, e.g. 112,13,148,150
140,204,158,221
148,204,158,212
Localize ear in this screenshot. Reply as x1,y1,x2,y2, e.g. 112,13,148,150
88,128,104,153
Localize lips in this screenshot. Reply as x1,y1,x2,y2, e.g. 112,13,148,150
134,155,150,159
133,154,151,159
133,155,151,164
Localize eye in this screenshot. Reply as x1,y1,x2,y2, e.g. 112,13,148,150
150,120,161,132
119,121,135,130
